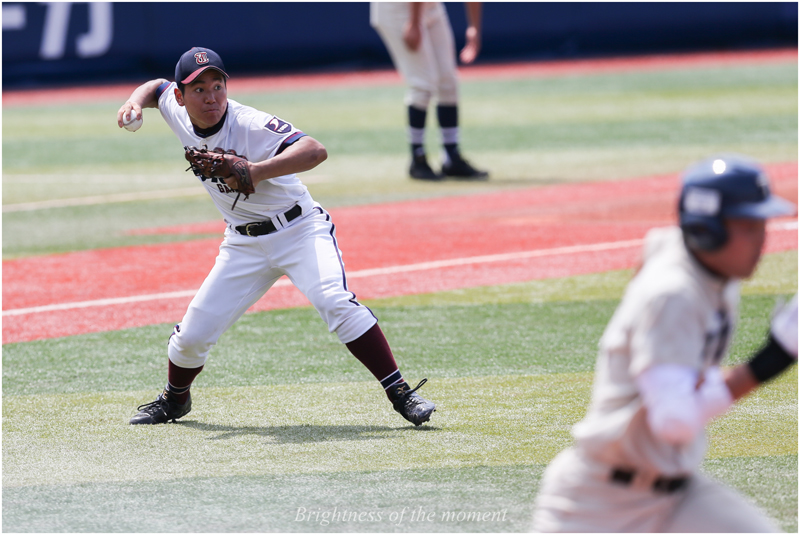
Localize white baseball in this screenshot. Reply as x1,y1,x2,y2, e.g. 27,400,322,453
123,109,143,132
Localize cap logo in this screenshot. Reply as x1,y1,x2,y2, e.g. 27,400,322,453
684,187,721,216
194,52,209,65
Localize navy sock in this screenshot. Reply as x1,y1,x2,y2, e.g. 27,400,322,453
436,104,458,128
408,106,427,157
408,105,427,128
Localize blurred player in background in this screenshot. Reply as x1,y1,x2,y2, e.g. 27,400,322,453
370,2,489,181
532,154,797,532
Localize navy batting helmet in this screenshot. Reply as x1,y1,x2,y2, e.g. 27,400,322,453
679,154,796,251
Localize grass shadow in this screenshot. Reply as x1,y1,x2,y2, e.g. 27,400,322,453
175,421,439,443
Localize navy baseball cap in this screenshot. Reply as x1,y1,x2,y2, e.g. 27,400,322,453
680,154,796,220
175,47,229,84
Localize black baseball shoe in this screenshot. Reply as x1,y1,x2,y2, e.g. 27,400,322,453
130,390,191,425
388,379,436,426
441,153,489,180
409,155,444,181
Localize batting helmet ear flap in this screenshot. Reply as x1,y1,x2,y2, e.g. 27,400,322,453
678,183,728,251
680,213,728,251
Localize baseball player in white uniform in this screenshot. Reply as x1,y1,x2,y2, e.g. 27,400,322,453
531,154,797,532
370,2,488,180
116,47,435,427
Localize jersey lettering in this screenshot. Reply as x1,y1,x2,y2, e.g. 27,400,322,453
702,309,731,365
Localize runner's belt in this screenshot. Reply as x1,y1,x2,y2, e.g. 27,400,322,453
611,468,689,494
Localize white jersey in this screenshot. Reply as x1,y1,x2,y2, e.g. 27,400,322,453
157,81,313,227
571,226,740,475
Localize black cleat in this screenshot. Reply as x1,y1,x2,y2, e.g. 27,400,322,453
388,379,436,426
409,155,444,181
441,153,489,180
130,390,191,425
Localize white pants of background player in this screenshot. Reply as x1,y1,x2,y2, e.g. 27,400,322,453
532,447,779,533
370,2,459,109
167,204,378,368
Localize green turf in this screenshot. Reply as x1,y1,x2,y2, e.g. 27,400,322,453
2,456,795,533
3,255,797,531
2,372,796,531
702,455,799,531
1,297,613,396
5,251,795,396
3,463,545,533
3,61,797,258
3,58,797,532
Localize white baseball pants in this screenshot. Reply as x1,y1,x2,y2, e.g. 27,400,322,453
168,204,378,369
370,2,459,109
532,447,779,532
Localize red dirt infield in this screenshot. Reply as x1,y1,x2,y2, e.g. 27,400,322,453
4,49,798,343
3,163,797,344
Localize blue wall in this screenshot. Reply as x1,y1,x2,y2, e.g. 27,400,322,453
2,2,797,89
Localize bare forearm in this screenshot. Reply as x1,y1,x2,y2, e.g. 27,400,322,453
117,78,168,128
409,2,423,25
465,2,482,31
127,78,168,109
248,137,327,185
459,2,483,64
723,365,759,401
725,335,797,401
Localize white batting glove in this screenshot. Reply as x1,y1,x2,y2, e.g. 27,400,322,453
771,294,798,359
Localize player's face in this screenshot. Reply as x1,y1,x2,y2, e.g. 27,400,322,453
176,69,228,129
702,218,767,279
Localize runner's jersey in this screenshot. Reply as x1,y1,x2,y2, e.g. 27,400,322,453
571,226,740,475
157,81,312,226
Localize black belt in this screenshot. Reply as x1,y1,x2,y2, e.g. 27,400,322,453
235,204,302,236
611,468,689,494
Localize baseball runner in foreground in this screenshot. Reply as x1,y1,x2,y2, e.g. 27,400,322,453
117,47,435,427
532,154,797,532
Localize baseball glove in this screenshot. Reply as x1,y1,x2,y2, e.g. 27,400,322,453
184,146,255,209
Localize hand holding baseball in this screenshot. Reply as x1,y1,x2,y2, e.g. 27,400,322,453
118,103,143,132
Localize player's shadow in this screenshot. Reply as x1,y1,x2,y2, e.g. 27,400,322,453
176,421,437,443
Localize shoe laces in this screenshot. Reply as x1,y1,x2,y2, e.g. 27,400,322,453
136,392,170,413
397,379,428,405
405,378,427,396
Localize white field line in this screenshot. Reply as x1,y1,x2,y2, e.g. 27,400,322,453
770,220,799,231
3,238,644,317
3,175,331,213
4,220,796,318
2,188,206,212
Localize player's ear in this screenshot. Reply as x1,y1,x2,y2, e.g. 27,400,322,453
174,87,185,107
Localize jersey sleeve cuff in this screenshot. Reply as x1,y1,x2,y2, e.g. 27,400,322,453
155,81,172,100
276,132,307,155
